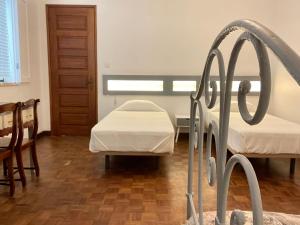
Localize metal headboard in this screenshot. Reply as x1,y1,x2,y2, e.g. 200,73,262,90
186,19,300,225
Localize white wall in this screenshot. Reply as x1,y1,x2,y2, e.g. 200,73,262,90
0,0,43,129
4,0,300,132
268,0,300,124
99,0,275,120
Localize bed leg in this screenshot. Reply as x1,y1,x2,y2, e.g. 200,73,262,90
105,155,110,169
154,157,159,169
290,158,296,175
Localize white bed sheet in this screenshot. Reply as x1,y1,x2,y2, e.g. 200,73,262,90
205,110,300,155
89,111,174,154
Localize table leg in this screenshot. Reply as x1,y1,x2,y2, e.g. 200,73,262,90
290,158,296,175
194,131,198,149
175,127,180,143
105,155,110,169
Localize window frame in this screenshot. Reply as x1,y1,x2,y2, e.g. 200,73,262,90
103,75,260,96
107,80,164,92
172,80,197,92
0,0,20,84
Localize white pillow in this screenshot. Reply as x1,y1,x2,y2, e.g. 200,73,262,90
231,101,256,112
115,100,165,112
211,101,255,112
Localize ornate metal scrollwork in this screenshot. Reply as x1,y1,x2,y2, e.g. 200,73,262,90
186,20,300,225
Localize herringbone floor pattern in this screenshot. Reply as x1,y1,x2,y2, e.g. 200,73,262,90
0,135,299,225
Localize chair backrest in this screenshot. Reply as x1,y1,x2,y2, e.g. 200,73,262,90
0,102,20,150
17,99,40,145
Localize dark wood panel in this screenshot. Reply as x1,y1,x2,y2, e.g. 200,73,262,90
58,56,88,69
56,15,87,30
55,7,90,16
56,30,87,37
59,107,89,114
60,94,88,107
57,88,88,95
56,69,89,76
57,49,88,57
58,125,90,136
47,5,97,136
58,36,87,49
60,113,89,125
59,75,88,88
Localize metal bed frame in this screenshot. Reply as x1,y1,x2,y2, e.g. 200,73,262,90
186,20,300,225
227,149,299,175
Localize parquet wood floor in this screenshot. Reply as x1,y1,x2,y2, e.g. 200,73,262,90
0,135,299,225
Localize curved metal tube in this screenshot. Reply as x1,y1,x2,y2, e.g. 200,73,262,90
194,19,300,100
218,155,263,225
196,100,204,225
227,32,271,126
187,97,197,220
212,20,300,85
205,122,218,187
204,49,225,110
186,19,300,225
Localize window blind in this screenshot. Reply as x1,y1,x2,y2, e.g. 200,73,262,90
0,0,20,83
0,0,12,80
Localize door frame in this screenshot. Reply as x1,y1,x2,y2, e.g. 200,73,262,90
46,4,98,135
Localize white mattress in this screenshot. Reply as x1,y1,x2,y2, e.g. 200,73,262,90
89,111,174,154
205,111,300,155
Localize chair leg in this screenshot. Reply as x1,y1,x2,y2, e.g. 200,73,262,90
30,144,40,177
7,156,15,196
3,159,8,177
15,150,26,187
155,157,159,169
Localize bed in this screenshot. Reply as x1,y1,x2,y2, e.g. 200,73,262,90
203,101,300,174
89,100,175,168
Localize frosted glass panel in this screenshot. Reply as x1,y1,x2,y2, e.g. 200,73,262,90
173,81,197,92
210,81,261,92
107,80,163,92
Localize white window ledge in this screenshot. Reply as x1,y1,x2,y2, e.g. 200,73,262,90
0,82,29,87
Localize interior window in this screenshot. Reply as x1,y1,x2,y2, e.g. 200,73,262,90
173,81,197,92
0,0,20,83
107,80,164,92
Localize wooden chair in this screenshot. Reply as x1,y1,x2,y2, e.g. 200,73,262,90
0,103,20,196
14,99,40,187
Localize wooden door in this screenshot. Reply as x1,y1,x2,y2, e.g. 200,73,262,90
47,5,97,136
